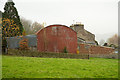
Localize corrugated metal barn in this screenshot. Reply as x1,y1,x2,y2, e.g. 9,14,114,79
36,24,77,53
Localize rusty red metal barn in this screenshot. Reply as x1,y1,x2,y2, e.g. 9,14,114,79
36,24,77,53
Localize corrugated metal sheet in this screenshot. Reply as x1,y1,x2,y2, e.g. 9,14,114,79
6,35,37,49
37,24,77,53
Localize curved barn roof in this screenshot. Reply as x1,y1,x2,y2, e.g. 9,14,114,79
36,24,77,35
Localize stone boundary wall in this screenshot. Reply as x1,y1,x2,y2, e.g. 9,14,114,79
78,43,115,54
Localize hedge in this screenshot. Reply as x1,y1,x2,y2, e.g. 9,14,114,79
6,49,89,59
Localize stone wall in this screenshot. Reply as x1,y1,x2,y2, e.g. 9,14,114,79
77,43,115,54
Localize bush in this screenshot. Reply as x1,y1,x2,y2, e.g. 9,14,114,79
63,47,68,53
19,38,29,50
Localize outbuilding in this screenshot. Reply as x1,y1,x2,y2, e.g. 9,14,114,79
36,24,77,53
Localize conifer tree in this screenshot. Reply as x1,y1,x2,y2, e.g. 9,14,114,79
2,0,24,37
2,0,24,54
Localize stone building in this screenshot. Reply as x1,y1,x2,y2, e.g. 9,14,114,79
70,23,96,45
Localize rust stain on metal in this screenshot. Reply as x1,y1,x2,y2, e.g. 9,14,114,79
37,24,77,53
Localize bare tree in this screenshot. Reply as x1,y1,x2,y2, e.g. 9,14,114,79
20,17,33,35
107,34,118,46
20,17,44,35
31,22,44,33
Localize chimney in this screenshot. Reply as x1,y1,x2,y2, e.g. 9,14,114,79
7,0,13,2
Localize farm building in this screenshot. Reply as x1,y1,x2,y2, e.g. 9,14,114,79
5,23,115,55
36,24,77,53
69,23,115,54
70,23,96,45
6,35,37,49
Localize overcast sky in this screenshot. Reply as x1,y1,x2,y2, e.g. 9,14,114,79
0,0,119,42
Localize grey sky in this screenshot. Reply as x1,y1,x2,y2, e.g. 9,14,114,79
0,0,119,42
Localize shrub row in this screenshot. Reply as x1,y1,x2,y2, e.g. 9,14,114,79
7,49,89,59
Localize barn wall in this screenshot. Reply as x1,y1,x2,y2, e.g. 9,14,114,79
37,25,77,53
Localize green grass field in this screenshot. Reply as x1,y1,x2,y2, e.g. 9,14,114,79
2,55,118,78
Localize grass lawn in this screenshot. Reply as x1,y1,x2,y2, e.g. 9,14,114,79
2,55,118,78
